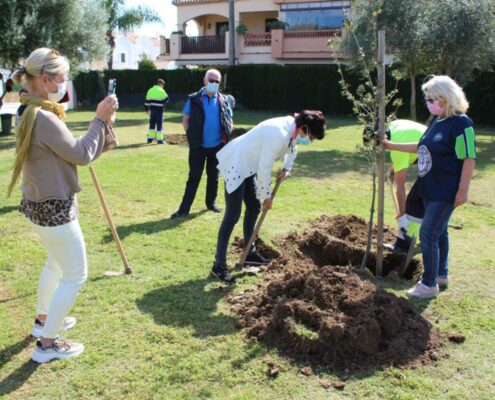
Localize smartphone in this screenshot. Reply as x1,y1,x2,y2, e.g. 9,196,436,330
108,79,117,96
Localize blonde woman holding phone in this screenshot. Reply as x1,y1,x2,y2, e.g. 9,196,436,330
8,48,118,363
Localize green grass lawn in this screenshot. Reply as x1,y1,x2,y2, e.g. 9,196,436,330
0,108,494,399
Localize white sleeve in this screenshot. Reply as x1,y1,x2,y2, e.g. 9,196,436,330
256,138,282,200
283,143,297,171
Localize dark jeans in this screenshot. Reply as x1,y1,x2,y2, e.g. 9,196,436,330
149,109,163,131
178,144,223,213
215,175,261,266
419,200,455,287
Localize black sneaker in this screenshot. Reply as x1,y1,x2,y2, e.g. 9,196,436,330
147,138,154,144
211,263,236,284
385,236,412,253
207,204,222,213
245,250,271,266
170,210,189,219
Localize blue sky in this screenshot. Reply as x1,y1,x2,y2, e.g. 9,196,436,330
125,0,176,37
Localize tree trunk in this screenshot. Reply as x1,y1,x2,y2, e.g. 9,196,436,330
107,32,115,71
228,0,235,66
409,70,417,121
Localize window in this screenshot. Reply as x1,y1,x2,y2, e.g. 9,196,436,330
216,22,229,35
120,53,126,63
280,1,350,30
265,18,278,33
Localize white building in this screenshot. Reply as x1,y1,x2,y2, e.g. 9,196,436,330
80,33,168,71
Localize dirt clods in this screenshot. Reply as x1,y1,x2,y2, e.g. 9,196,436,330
164,134,188,145
229,215,444,374
448,332,466,344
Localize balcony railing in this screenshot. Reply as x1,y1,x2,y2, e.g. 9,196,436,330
244,33,272,47
283,29,342,39
181,35,225,54
172,0,225,5
160,37,170,55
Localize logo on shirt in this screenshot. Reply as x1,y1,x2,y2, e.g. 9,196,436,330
433,133,443,142
418,145,432,177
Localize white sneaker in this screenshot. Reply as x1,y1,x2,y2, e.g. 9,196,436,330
437,276,449,289
32,337,84,363
31,316,77,338
406,282,439,299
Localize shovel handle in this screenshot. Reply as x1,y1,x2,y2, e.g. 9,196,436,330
239,179,282,265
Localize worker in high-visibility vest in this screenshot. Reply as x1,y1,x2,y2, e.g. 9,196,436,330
145,79,169,144
385,119,427,251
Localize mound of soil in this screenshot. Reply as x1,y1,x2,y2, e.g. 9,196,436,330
228,215,443,374
164,134,188,145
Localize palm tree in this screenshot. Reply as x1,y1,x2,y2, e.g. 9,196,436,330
103,0,161,70
228,0,235,66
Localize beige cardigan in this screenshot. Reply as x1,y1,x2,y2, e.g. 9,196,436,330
21,110,105,201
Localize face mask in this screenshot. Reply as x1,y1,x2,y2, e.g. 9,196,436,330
296,134,311,145
427,100,443,116
206,82,219,94
46,77,67,103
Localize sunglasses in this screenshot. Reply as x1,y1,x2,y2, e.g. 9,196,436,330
208,78,220,84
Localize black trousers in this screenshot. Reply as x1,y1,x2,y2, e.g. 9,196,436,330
406,178,425,220
214,175,261,266
178,144,223,213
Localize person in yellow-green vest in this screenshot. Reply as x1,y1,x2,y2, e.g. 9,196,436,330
384,119,427,252
145,79,168,144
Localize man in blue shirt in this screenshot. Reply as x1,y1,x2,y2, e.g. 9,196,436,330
171,69,233,219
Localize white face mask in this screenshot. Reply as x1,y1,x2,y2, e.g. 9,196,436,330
46,77,67,103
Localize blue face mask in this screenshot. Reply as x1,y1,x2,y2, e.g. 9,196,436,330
296,134,311,145
206,82,219,94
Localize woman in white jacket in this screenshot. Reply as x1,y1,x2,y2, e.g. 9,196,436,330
211,110,326,283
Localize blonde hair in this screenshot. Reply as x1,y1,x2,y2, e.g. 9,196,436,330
422,75,469,117
11,48,69,87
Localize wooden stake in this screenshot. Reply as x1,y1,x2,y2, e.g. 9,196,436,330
376,30,386,276
89,166,132,275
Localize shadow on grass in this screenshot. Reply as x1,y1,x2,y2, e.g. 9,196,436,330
65,118,148,132
137,277,236,338
293,149,368,179
0,335,33,370
0,360,39,396
0,292,34,305
102,210,207,243
0,137,15,151
0,206,18,215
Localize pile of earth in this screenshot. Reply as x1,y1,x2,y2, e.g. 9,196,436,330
228,215,444,374
164,134,188,145
165,128,248,145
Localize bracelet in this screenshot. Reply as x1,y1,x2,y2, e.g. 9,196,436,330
94,117,106,126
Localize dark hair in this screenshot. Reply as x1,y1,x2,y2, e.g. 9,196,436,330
295,110,326,140
157,79,165,85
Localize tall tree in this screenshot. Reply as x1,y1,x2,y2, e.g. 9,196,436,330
339,0,428,120
102,0,161,70
420,0,495,84
0,0,108,70
339,0,495,120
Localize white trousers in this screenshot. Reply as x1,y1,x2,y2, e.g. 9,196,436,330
30,219,88,338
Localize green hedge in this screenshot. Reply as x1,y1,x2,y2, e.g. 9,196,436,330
73,65,495,124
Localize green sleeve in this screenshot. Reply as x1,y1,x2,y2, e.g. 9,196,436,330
455,126,476,159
